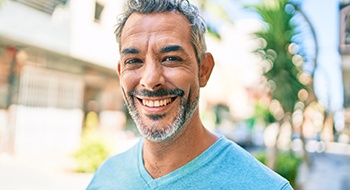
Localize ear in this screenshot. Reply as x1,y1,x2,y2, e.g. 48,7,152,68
117,61,121,76
199,52,215,87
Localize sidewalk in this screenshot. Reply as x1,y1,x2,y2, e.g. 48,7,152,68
0,153,93,190
0,137,138,190
297,143,350,190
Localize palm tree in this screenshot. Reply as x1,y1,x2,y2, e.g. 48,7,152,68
248,0,318,170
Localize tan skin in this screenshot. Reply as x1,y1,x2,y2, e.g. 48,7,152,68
117,11,218,179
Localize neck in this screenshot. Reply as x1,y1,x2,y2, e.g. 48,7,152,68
142,112,218,179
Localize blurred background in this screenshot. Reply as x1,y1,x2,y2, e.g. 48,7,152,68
0,0,349,189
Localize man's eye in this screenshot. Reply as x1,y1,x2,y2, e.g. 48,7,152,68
125,58,143,65
162,56,182,62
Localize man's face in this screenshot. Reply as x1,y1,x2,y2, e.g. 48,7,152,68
117,11,201,142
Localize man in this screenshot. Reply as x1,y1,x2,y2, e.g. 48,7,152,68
87,0,293,189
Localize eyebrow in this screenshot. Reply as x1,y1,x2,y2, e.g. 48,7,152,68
121,45,184,55
161,45,184,53
121,48,139,55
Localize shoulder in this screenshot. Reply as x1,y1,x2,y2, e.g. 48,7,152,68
211,137,293,189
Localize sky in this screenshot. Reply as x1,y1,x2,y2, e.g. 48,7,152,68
298,0,344,119
210,0,345,114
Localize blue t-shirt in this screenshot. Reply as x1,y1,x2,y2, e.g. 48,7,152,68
87,137,293,190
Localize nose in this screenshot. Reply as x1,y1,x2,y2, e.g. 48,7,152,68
140,61,165,91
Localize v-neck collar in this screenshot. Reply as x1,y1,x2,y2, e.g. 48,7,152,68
137,137,227,189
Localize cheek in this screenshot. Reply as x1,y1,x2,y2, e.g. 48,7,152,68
120,71,140,92
165,68,200,93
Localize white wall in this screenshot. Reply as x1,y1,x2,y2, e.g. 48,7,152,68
69,0,122,69
0,0,123,70
0,1,70,55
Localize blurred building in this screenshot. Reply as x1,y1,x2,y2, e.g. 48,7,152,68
0,0,124,155
0,0,348,157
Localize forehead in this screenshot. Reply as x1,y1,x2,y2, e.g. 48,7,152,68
120,11,192,50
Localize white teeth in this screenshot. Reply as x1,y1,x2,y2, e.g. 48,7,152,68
142,98,172,107
155,101,160,107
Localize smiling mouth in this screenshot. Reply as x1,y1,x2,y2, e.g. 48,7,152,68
138,97,177,108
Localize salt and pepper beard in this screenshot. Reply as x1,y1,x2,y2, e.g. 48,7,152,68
122,88,199,142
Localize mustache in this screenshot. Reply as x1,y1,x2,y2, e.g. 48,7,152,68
129,88,184,97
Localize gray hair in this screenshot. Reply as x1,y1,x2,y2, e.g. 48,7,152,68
115,0,207,63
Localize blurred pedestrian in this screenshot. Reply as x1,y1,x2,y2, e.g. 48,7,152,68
87,0,293,189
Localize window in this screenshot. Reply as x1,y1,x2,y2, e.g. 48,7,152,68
94,0,104,22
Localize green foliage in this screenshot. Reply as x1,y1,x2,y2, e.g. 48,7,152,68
248,0,308,115
73,132,110,173
254,101,275,124
73,111,110,173
248,0,317,175
207,25,221,40
255,151,302,188
246,101,275,129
